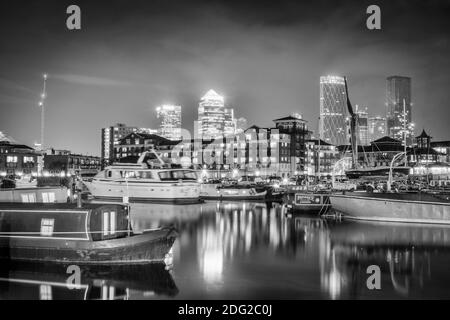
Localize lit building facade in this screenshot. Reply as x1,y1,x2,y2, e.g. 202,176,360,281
273,114,311,175
386,76,414,145
305,139,340,179
101,124,158,167
355,105,369,146
198,89,226,140
44,149,101,177
0,139,39,178
319,76,348,146
156,104,182,141
224,108,236,137
368,116,386,142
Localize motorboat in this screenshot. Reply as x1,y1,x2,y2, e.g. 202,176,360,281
84,152,201,204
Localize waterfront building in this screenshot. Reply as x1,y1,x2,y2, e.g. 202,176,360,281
43,149,101,177
101,124,158,167
368,116,387,142
305,139,340,179
339,136,407,167
386,76,414,145
355,105,369,146
101,123,139,167
319,76,348,146
409,130,441,165
156,104,182,141
273,114,312,175
431,140,450,163
114,132,179,163
0,136,39,178
198,89,226,140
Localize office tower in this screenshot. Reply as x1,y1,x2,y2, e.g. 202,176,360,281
235,117,248,134
368,116,387,142
224,108,236,137
156,104,182,140
101,123,138,166
198,89,225,140
386,76,413,144
355,105,369,146
319,76,348,146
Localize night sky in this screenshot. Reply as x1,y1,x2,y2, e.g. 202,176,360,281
0,0,449,156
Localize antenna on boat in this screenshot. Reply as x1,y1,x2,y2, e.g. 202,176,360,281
137,149,166,168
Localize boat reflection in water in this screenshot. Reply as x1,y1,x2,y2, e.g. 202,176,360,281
0,262,178,300
321,220,450,299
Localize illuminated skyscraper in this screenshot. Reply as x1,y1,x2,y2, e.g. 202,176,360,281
319,76,348,146
368,116,387,142
224,108,236,137
198,89,226,140
156,104,182,140
386,76,413,144
355,105,369,146
235,117,248,134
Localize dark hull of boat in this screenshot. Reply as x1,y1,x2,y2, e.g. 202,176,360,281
201,195,267,201
330,192,450,224
345,167,411,179
0,228,177,264
92,196,203,205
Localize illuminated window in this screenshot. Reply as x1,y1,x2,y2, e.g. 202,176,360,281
40,219,55,236
21,193,36,203
42,192,56,203
40,285,52,300
103,211,117,236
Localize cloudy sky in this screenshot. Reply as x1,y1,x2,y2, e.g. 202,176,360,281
0,0,449,155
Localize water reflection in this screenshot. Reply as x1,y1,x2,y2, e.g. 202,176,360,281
0,261,178,300
3,201,450,299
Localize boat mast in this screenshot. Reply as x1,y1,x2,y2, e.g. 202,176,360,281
344,77,358,169
317,116,321,182
403,99,407,167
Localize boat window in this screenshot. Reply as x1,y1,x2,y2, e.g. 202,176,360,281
42,192,56,203
158,170,198,181
136,171,153,179
103,211,117,236
107,170,112,178
21,193,36,203
40,218,55,236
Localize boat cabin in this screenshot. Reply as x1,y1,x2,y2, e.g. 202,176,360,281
0,203,131,242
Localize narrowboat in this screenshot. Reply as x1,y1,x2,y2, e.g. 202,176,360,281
84,164,201,204
330,192,450,224
0,203,177,264
283,192,331,215
200,183,267,201
0,261,179,300
0,186,69,203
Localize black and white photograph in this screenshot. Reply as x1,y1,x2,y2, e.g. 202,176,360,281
1,0,450,306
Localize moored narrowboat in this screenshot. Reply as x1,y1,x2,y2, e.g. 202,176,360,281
0,203,177,264
284,192,331,215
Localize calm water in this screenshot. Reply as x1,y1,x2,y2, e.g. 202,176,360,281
2,201,450,300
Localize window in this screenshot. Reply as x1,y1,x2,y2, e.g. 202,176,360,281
42,192,56,203
158,170,198,181
103,211,117,236
6,156,18,163
40,285,52,300
40,218,55,236
21,193,36,203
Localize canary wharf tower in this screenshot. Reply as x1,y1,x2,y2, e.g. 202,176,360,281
319,76,348,146
198,89,226,140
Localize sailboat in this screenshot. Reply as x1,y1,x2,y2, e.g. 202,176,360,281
329,78,450,224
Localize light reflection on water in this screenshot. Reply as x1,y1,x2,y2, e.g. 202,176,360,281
2,201,450,299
